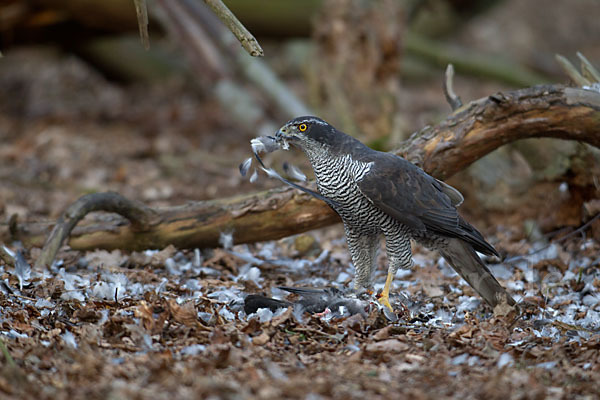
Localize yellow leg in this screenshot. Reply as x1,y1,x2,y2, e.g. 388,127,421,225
378,269,394,311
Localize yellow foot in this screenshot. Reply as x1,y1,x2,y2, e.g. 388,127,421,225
377,294,394,311
377,268,395,311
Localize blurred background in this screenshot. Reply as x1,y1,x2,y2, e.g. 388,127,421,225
0,0,599,240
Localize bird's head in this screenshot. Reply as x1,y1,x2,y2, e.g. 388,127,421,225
275,116,338,151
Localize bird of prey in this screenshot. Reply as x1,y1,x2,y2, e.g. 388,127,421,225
275,116,516,311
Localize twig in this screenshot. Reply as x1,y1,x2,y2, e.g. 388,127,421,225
555,54,589,86
203,0,263,57
443,64,462,110
132,0,150,50
34,192,158,269
576,52,600,83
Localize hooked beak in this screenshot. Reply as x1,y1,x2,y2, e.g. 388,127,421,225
275,126,293,150
275,126,290,140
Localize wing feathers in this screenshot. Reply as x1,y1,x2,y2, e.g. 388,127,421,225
357,152,497,256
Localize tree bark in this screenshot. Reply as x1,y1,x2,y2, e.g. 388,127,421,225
4,85,600,253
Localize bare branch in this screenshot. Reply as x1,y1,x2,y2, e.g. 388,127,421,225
556,54,589,86
443,64,462,110
132,0,150,50
577,52,600,83
203,0,263,57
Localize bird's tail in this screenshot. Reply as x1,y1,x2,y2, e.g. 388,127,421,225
440,238,516,308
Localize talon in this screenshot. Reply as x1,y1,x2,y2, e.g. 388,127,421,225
377,269,395,311
378,294,394,311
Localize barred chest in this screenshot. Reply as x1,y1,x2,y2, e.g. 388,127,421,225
306,152,385,232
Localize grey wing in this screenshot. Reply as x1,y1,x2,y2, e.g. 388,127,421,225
356,153,498,256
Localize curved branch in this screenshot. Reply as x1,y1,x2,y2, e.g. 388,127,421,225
399,85,600,179
34,192,158,268
5,85,600,254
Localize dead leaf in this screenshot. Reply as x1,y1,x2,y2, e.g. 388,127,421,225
493,298,518,319
150,245,177,266
270,307,292,327
373,325,393,341
166,299,210,331
134,300,155,331
422,284,444,298
73,307,101,323
252,332,270,346
86,249,127,269
365,339,409,353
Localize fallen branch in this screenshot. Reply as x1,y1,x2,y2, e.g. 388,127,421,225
3,85,600,256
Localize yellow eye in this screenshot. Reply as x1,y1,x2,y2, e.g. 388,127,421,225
298,123,307,132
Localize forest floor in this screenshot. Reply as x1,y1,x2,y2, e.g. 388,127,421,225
0,47,599,400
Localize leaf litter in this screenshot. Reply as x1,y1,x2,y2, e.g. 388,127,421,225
0,227,599,399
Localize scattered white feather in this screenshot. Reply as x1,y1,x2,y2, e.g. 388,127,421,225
180,344,206,356
249,169,258,183
58,268,86,302
165,257,181,275
98,310,109,325
61,330,78,349
239,157,252,177
261,167,282,179
218,307,235,321
497,353,513,368
2,330,27,339
536,361,558,370
451,353,469,365
14,250,31,291
256,308,274,323
198,312,213,324
207,288,242,303
219,231,234,249
34,298,55,309
236,264,262,287
91,281,116,300
229,250,264,266
193,249,202,268
582,82,600,93
283,163,307,182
